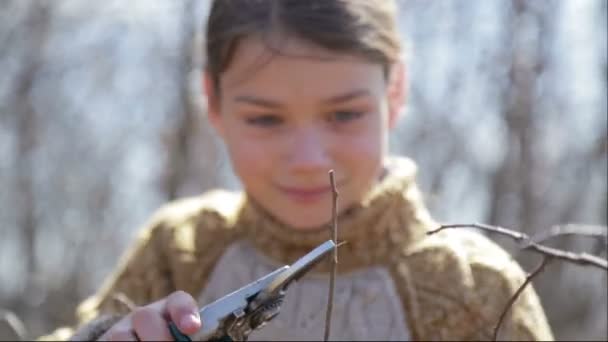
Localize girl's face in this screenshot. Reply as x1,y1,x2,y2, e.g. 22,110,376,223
206,36,404,229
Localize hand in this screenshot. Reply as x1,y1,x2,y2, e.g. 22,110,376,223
98,290,201,341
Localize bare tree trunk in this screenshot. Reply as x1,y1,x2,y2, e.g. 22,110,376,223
601,23,607,225
163,0,193,200
13,1,51,302
162,0,224,200
487,0,545,234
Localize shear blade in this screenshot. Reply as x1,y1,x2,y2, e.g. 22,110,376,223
265,240,336,295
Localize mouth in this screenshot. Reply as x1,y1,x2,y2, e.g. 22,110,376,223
277,184,335,203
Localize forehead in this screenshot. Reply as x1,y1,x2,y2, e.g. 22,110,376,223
220,36,386,99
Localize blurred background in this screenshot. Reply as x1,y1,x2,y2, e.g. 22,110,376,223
0,0,606,340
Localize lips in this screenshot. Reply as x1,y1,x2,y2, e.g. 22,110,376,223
277,185,333,203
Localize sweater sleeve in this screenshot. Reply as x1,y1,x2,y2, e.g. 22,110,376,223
399,228,555,341
464,252,555,341
448,229,555,341
37,191,243,341
37,206,176,341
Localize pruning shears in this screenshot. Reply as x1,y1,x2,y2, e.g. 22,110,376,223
168,240,336,341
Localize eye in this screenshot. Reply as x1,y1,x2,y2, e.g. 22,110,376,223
246,115,282,127
329,110,364,123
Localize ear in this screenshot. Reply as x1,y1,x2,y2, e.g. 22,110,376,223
387,61,406,130
203,70,225,138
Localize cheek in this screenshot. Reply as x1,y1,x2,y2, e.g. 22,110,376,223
337,120,386,192
348,136,383,178
339,118,385,164
224,131,275,184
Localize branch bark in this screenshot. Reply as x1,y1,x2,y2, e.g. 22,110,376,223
493,256,553,341
530,224,608,245
323,170,339,341
427,223,607,270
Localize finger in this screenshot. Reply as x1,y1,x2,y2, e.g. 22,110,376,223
165,290,201,335
131,306,172,341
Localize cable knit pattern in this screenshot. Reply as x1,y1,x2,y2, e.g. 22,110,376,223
37,156,554,341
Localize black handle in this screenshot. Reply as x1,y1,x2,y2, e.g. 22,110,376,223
168,321,192,342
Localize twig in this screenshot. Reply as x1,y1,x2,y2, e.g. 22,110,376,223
493,256,553,341
428,223,527,241
427,223,608,270
530,224,607,245
323,170,339,341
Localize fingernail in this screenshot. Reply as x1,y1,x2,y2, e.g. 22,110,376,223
181,313,201,331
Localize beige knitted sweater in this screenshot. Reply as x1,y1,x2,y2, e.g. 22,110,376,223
39,157,554,341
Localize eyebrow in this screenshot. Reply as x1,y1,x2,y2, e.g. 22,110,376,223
234,95,283,109
321,89,371,105
233,89,372,108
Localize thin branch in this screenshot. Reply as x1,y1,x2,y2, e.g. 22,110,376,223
429,223,527,241
427,223,608,270
323,170,339,341
493,256,553,341
529,224,607,245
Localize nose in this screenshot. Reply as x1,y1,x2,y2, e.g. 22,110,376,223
285,126,332,173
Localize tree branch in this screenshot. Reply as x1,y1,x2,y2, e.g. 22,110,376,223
493,256,553,341
323,170,339,341
529,224,608,245
427,223,607,270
